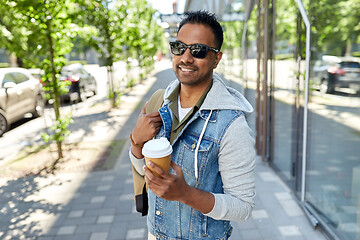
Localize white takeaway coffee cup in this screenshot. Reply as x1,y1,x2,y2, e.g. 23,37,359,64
142,137,172,177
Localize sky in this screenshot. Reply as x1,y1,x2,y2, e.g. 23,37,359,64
147,0,185,14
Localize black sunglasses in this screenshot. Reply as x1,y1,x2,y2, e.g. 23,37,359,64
169,41,219,59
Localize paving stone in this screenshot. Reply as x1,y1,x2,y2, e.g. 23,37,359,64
97,215,115,224
274,192,292,200
62,216,97,225
114,213,146,223
90,232,109,240
90,196,106,203
76,224,111,234
72,194,92,204
108,223,127,240
126,228,146,239
67,210,84,218
103,196,122,208
120,194,133,201
54,233,91,240
70,202,104,210
240,228,263,240
97,185,112,192
37,237,54,240
102,176,115,182
258,172,280,182
251,209,269,219
235,218,257,230
279,199,304,217
131,205,137,213
125,178,133,184
278,225,301,236
57,226,76,235
84,208,116,217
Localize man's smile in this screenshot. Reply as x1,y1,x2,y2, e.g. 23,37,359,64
178,66,197,72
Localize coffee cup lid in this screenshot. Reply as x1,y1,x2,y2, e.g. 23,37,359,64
142,137,173,158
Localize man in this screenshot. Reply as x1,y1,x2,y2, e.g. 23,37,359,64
129,10,255,239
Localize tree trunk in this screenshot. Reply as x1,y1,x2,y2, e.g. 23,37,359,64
46,20,63,160
345,39,352,56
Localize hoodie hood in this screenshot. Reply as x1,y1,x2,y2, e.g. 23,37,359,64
163,73,253,113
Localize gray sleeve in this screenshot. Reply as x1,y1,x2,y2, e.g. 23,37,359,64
204,115,256,221
129,149,146,176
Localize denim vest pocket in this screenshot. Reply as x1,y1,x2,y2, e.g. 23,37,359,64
201,215,208,236
178,132,213,176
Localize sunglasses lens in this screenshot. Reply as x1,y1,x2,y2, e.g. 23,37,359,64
170,42,185,55
190,44,207,59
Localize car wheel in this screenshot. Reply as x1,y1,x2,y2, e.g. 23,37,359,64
93,84,97,95
33,94,45,117
320,79,334,94
77,87,87,102
0,111,8,137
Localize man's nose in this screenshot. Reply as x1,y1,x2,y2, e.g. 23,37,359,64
180,48,194,64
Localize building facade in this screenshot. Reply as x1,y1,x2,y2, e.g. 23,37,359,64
184,0,360,239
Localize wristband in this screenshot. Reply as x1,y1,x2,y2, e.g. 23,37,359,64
130,133,143,147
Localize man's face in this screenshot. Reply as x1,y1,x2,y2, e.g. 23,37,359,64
172,23,222,87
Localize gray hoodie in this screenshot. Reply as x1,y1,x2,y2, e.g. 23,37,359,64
130,73,256,221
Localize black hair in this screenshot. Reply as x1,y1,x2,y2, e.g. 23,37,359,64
178,10,223,50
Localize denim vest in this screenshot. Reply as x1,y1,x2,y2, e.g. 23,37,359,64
147,103,244,239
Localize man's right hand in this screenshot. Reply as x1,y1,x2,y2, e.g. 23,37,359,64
131,102,163,151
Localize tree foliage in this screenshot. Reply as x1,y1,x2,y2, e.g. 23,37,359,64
0,0,79,160
221,21,243,50
0,0,166,163
122,0,166,81
72,0,165,106
308,0,360,56
241,0,360,59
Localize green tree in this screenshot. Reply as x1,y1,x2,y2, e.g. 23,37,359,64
125,0,166,81
0,0,78,161
75,0,128,107
76,0,165,99
307,0,360,56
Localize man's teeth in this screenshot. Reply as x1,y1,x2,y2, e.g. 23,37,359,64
180,67,194,72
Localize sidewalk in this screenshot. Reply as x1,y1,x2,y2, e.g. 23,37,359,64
0,60,328,240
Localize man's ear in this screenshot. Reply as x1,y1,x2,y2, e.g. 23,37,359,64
213,51,223,69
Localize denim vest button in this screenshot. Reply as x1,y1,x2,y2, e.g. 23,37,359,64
156,210,161,215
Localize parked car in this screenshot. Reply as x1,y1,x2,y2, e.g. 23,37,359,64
312,55,360,94
59,63,97,102
0,68,45,136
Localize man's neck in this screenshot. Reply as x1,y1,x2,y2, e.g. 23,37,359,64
179,80,212,108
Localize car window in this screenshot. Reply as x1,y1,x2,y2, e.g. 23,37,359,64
1,73,16,87
340,62,360,68
61,70,71,76
12,72,29,84
72,69,82,75
323,60,337,66
80,69,88,75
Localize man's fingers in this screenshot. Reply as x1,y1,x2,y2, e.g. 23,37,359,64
144,165,163,189
147,161,168,178
152,121,163,128
145,115,163,126
146,111,161,118
144,168,161,186
171,161,182,175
